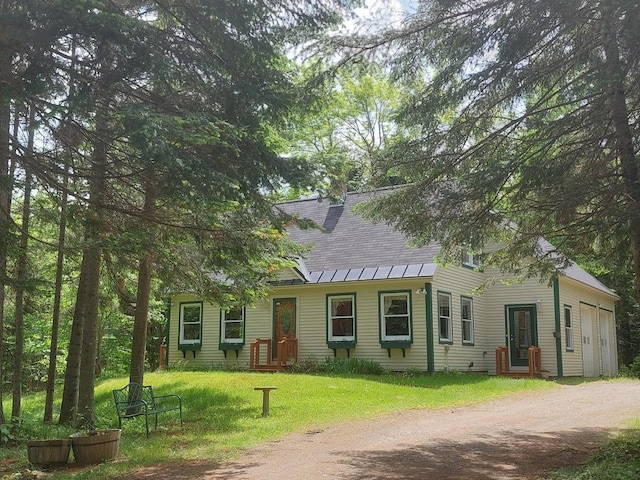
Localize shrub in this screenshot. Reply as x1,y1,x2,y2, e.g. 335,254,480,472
289,356,321,374
0,424,15,445
628,354,640,378
405,367,427,377
0,418,75,446
321,357,386,375
288,357,386,375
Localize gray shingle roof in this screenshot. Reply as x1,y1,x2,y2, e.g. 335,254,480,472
537,239,618,298
278,190,439,283
278,189,616,298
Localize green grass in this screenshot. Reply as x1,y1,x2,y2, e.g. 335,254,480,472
547,419,640,480
3,371,554,479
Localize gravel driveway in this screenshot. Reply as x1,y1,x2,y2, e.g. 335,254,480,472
135,380,640,479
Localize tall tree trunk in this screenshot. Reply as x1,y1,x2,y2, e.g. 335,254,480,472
0,0,13,426
11,107,34,419
76,105,108,429
129,168,156,385
601,6,640,306
129,253,154,385
51,34,77,423
76,240,101,428
44,171,68,423
58,247,89,424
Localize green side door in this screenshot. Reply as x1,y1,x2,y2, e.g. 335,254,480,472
508,306,538,367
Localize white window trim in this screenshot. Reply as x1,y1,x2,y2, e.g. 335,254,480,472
461,296,474,345
327,294,356,342
221,306,245,344
463,250,482,268
565,305,574,351
380,292,412,342
438,292,453,343
179,302,202,345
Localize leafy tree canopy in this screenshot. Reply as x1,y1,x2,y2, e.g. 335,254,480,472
334,1,640,291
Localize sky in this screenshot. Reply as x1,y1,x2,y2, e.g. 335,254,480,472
344,0,412,33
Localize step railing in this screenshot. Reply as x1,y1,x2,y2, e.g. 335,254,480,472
495,346,542,377
495,346,509,375
276,338,298,369
250,338,298,371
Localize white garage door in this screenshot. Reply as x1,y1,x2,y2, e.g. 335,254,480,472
580,304,597,377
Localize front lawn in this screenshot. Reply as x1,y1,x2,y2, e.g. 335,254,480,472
3,371,553,479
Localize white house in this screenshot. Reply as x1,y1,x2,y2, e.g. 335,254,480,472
167,189,618,377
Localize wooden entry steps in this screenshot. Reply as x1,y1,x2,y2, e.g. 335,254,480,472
249,338,298,372
496,346,542,378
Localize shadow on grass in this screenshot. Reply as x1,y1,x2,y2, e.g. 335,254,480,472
93,382,255,437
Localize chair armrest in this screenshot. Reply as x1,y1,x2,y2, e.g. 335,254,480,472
114,398,150,415
152,394,182,407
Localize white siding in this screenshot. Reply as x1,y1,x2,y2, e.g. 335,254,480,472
558,277,617,377
168,294,222,368
169,280,432,371
274,268,303,282
479,269,557,375
430,266,490,373
430,266,559,375
168,267,617,377
275,280,430,371
558,281,589,376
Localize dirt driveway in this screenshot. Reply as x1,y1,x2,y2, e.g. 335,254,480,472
134,380,640,479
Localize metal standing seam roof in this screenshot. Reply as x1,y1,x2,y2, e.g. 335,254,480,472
296,262,438,284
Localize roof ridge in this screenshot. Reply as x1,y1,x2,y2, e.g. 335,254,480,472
276,184,410,206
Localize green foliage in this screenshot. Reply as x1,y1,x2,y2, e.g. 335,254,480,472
288,356,386,375
337,0,640,286
548,428,640,480
321,357,387,375
0,417,75,445
284,63,410,199
404,367,427,377
0,424,15,444
624,355,640,378
0,0,356,424
326,0,640,363
288,356,322,373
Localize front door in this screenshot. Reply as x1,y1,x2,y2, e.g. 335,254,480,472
273,298,296,357
508,306,537,367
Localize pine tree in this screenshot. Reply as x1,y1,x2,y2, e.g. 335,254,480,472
341,1,640,296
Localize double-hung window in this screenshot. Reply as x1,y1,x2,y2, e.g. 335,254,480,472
380,292,411,342
461,296,474,345
327,294,355,343
564,305,574,351
438,292,453,343
221,305,245,344
179,301,203,349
